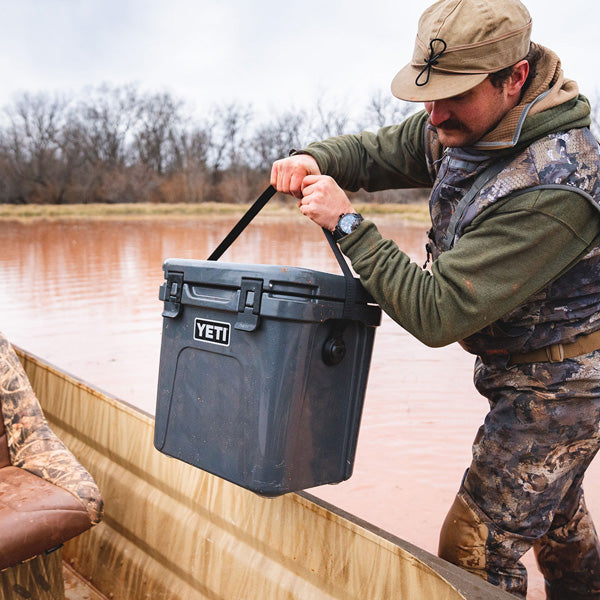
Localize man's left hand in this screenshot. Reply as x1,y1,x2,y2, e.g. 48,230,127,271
299,175,356,231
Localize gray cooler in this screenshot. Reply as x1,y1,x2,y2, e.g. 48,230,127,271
154,187,381,496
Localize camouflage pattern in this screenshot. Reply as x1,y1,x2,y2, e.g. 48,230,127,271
424,125,600,597
0,332,103,524
535,488,600,599
424,121,495,263
456,351,600,597
448,128,600,250
425,126,600,359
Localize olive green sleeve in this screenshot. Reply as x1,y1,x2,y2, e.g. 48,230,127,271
301,110,433,192
339,188,600,347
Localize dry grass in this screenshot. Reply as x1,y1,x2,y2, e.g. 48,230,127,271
0,201,430,224
0,202,249,220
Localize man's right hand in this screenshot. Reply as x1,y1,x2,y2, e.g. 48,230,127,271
270,154,321,199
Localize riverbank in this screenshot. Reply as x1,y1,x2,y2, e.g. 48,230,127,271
0,201,431,224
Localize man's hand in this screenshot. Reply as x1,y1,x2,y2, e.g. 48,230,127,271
299,175,355,231
270,154,321,199
270,155,356,231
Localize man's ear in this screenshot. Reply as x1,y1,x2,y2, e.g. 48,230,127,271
508,60,530,97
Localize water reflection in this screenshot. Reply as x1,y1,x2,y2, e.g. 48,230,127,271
0,215,431,410
0,214,578,598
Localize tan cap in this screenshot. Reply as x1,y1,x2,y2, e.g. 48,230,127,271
391,0,532,102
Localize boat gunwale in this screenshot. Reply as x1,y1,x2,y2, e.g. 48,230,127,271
15,344,514,600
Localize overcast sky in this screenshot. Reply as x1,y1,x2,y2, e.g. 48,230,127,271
0,0,598,120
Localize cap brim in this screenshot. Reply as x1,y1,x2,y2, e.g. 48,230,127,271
391,63,488,102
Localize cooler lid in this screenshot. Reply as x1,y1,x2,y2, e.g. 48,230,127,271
162,258,375,304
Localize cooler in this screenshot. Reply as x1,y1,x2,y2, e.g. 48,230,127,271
153,187,381,496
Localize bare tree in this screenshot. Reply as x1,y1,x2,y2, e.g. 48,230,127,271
0,92,71,202
66,84,139,169
248,108,311,170
209,102,253,172
133,91,184,176
307,95,351,139
163,125,215,203
0,83,431,205
168,122,213,173
358,89,418,131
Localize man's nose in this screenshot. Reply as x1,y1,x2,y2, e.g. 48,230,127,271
426,101,451,127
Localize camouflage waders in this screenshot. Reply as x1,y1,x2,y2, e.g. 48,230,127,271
439,352,600,598
426,126,600,598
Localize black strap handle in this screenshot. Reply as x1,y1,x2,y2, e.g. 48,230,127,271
207,185,277,261
207,185,360,319
322,227,357,319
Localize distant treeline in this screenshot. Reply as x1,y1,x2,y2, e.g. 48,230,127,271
0,84,425,205
1,83,599,205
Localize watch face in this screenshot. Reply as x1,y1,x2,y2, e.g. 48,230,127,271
339,213,362,234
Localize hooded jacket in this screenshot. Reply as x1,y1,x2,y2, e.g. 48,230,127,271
302,47,600,356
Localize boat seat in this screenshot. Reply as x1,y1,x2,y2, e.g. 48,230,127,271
0,466,94,568
0,332,103,572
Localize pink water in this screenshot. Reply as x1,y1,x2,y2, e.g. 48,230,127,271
2,214,597,598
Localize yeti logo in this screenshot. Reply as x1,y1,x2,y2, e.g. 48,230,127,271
194,318,230,347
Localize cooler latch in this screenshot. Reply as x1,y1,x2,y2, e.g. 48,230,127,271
160,271,184,318
235,278,263,332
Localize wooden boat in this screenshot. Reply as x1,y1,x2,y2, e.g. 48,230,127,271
14,346,513,600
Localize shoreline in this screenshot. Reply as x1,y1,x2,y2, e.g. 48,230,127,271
0,201,431,224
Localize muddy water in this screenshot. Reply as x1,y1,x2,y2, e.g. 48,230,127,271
1,214,597,599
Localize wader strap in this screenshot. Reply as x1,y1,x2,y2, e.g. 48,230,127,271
443,157,513,251
207,185,363,320
510,329,600,364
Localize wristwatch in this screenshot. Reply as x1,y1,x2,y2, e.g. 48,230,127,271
333,213,364,242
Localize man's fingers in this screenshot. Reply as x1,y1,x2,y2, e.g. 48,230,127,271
301,174,321,191
289,172,305,199
269,163,278,188
270,155,321,197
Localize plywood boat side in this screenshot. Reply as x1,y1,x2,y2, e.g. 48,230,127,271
16,347,513,600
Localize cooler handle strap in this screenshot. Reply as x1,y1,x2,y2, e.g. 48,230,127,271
207,185,360,320
322,227,357,320
207,185,277,261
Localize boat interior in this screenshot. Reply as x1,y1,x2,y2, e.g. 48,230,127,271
0,335,514,599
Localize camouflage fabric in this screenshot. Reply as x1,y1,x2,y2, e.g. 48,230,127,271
424,121,494,263
423,126,600,597
535,488,600,599
0,332,103,524
471,128,600,234
425,126,600,358
454,351,600,598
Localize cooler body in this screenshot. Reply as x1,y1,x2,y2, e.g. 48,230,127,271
154,259,381,496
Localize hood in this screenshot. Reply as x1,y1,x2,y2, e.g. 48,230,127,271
473,45,588,151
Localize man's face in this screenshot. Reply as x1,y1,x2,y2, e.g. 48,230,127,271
424,77,515,147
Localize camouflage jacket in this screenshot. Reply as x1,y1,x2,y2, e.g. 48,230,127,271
304,63,600,352
425,124,600,357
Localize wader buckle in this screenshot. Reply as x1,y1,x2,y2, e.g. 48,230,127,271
545,343,565,363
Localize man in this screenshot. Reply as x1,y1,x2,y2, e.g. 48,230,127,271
270,0,600,598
